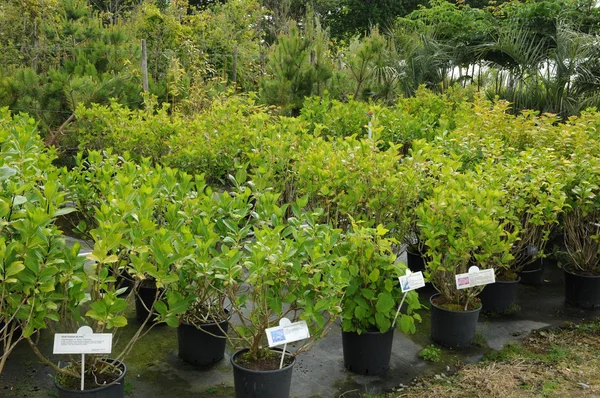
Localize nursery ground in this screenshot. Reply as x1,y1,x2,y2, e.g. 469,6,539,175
1,239,599,398
385,319,600,397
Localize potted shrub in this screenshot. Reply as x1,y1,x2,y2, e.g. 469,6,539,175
157,181,254,367
226,198,347,398
0,111,78,373
498,151,568,287
416,172,516,348
562,151,600,308
24,152,192,397
339,222,422,375
402,140,463,273
475,151,567,311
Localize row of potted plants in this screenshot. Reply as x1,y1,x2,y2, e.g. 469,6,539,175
0,117,423,398
3,102,600,397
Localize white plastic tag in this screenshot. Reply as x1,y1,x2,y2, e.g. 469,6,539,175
53,326,112,354
265,320,310,347
399,271,425,292
455,266,495,290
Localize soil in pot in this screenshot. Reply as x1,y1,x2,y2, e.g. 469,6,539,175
564,267,600,309
342,327,394,375
55,359,126,398
178,317,229,367
430,294,481,349
479,275,520,314
231,348,295,398
135,280,163,324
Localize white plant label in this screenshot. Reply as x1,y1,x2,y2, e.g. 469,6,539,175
266,320,310,347
455,266,495,290
53,326,112,354
399,271,425,292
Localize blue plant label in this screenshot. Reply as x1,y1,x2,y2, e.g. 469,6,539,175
265,320,310,347
455,268,495,290
399,271,425,292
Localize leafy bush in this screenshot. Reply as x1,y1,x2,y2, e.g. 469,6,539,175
339,223,421,334
0,108,80,372
227,197,348,361
294,134,420,241
416,170,517,309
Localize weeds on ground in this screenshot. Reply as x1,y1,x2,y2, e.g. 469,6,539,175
389,319,600,397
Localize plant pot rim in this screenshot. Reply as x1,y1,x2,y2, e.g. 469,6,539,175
518,266,543,273
54,358,126,393
429,293,482,314
179,316,230,329
564,268,600,278
180,308,231,328
493,277,521,284
341,326,395,336
231,348,295,374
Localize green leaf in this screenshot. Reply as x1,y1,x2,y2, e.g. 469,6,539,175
12,196,27,206
375,312,391,332
38,282,55,293
360,288,375,300
354,305,368,320
368,268,380,283
399,314,415,334
165,317,179,328
0,165,17,181
376,224,389,236
5,262,24,277
110,316,128,328
110,299,128,314
375,292,395,313
54,207,76,217
45,313,60,322
353,296,369,309
154,301,167,316
104,255,119,263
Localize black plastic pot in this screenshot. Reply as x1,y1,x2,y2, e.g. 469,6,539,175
342,327,394,375
479,278,520,314
55,359,126,398
178,318,229,366
231,348,295,398
565,269,600,309
0,320,22,357
430,293,481,349
518,258,544,285
135,284,162,324
406,252,425,273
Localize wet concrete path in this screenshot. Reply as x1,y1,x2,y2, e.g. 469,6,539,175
2,240,599,398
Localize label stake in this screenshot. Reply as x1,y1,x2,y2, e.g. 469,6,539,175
81,353,85,390
279,343,287,370
391,292,408,329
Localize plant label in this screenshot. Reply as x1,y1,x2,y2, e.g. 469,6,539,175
53,326,112,354
265,320,310,347
399,271,425,292
455,267,495,290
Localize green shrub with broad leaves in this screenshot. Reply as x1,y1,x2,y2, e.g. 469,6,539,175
561,117,600,275
481,149,569,276
339,223,422,334
0,108,83,373
227,196,348,361
416,170,517,309
294,133,420,241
